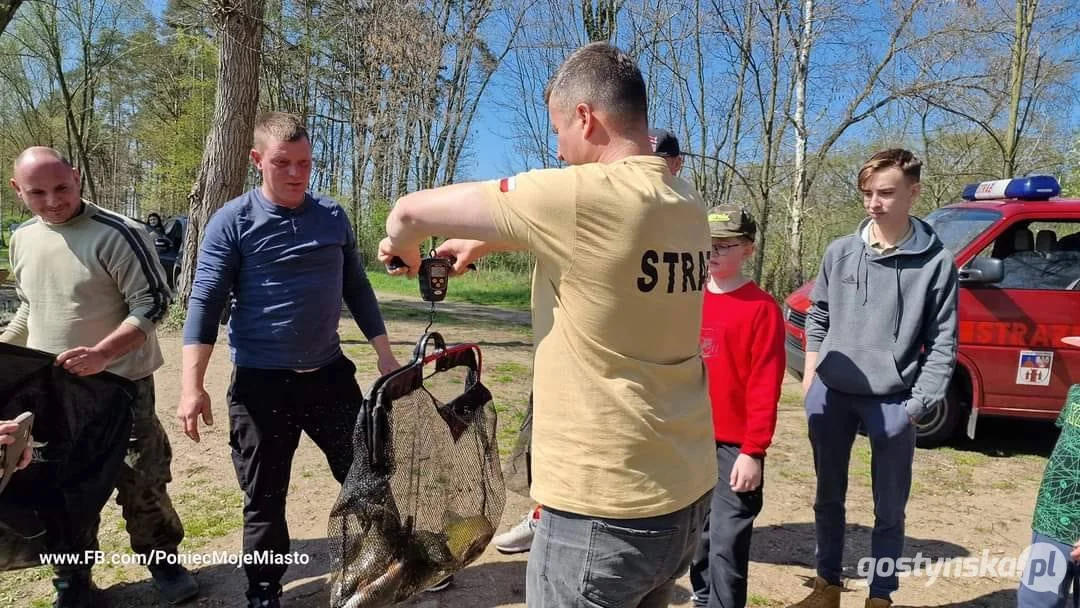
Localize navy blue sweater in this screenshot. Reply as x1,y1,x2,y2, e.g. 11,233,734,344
182,188,387,369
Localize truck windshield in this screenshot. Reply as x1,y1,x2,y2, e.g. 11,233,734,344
923,207,1002,254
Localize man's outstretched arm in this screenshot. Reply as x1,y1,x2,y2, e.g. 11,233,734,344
380,182,521,275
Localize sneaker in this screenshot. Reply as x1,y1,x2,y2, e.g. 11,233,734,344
426,575,453,591
247,582,282,608
149,562,199,604
786,576,842,608
494,506,539,554
865,598,892,608
52,569,100,608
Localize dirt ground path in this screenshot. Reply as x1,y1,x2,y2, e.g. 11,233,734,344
1,294,1060,608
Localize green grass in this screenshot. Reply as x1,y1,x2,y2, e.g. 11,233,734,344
928,448,979,493
495,398,529,457
174,486,245,549
945,449,988,468
778,468,815,483
492,361,530,384
0,243,8,271
366,267,531,310
154,267,532,333
161,303,187,332
0,484,244,605
0,567,53,605
778,386,804,408
851,441,872,483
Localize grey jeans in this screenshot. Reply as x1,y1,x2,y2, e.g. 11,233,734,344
526,492,712,607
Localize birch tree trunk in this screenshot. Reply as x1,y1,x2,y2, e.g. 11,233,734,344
787,0,813,291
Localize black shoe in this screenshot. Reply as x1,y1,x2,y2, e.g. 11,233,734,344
247,582,282,608
149,562,199,604
52,569,100,608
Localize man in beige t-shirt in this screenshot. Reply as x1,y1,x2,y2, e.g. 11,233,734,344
379,42,716,606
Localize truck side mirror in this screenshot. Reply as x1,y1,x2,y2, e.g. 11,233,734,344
959,257,1004,284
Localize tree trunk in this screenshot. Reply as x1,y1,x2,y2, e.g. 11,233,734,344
177,0,266,308
0,0,22,35
752,0,793,288
582,0,620,42
787,0,813,292
35,1,99,204
722,0,752,205
1003,0,1036,178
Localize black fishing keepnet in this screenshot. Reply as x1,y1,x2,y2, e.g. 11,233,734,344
0,343,135,571
328,332,505,608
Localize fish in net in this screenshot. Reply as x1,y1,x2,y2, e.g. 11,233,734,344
328,332,505,607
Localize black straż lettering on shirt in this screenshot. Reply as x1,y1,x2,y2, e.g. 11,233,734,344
662,252,679,293
637,250,709,294
681,252,697,292
637,250,659,292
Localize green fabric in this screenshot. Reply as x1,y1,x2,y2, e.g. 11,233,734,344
1033,385,1080,546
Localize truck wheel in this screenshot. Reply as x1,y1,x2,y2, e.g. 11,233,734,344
914,384,963,448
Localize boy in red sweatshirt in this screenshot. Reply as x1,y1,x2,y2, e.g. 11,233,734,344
689,204,786,608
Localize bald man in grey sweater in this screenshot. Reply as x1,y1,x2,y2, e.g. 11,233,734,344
2,147,198,608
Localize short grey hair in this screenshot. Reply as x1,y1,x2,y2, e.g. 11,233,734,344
543,43,648,128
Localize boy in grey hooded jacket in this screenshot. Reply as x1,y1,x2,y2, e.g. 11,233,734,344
788,149,959,608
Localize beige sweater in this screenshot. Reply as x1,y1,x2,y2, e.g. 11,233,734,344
0,203,170,380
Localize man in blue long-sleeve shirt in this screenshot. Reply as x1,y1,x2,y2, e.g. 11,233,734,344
178,112,399,608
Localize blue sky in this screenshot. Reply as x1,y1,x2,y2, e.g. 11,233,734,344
140,0,1079,185
463,110,537,182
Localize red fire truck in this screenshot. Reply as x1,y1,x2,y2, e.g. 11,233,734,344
783,176,1080,446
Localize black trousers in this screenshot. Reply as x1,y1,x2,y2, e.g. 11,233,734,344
227,355,363,590
524,392,533,487
688,443,765,608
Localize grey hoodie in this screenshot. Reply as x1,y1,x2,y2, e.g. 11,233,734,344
804,216,959,419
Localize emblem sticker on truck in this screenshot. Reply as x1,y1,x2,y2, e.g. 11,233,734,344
1016,350,1054,386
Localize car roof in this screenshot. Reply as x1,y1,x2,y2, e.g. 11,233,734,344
946,198,1080,215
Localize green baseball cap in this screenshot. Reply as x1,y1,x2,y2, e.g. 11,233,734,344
707,204,757,241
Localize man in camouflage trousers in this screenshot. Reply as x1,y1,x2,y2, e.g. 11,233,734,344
1,146,198,607
118,376,191,592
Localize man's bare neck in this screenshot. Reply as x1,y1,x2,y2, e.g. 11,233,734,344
595,135,652,164
872,218,911,247
707,274,750,294
261,184,304,209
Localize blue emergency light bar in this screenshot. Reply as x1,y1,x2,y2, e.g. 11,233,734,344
961,175,1061,201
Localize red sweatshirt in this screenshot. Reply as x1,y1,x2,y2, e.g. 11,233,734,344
700,281,786,457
